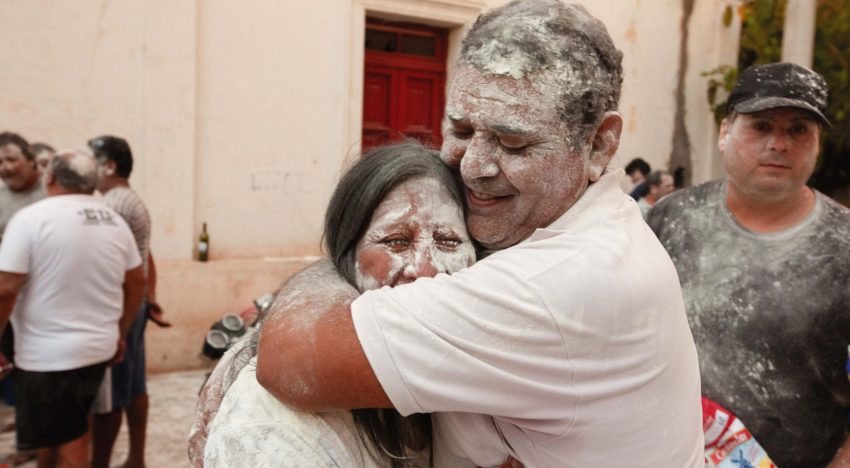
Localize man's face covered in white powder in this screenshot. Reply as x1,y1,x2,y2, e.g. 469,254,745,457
354,176,475,291
441,66,598,250
720,108,821,202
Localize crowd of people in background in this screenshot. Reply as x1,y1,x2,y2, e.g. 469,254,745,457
0,132,169,468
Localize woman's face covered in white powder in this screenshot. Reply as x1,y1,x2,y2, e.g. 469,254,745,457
354,176,475,291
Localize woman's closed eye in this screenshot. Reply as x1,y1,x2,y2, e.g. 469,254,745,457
380,234,412,252
434,233,463,251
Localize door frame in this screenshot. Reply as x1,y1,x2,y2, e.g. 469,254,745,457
363,19,448,149
344,0,485,160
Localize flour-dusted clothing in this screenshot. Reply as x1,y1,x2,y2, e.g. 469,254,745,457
352,170,704,468
647,180,850,468
204,357,390,468
0,195,141,371
0,183,45,240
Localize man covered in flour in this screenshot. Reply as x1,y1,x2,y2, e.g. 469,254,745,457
647,62,850,467
256,1,703,466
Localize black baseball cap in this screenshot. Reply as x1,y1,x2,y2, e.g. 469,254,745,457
726,62,830,127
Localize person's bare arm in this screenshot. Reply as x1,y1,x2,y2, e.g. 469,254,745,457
255,259,392,411
145,252,171,327
829,436,850,467
0,272,26,379
147,252,157,302
120,265,146,337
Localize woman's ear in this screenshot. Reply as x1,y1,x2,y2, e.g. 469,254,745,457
587,111,623,182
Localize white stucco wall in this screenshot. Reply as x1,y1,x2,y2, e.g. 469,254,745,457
581,0,685,174
0,0,738,371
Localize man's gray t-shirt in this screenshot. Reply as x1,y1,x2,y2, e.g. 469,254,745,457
103,187,150,275
647,179,850,468
0,183,46,241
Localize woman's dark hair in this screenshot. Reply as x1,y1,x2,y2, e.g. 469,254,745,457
323,141,466,466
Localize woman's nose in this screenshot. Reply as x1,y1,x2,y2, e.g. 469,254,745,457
401,249,438,281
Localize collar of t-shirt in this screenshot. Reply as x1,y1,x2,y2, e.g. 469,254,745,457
526,168,628,243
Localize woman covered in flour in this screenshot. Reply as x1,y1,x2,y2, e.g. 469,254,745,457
189,142,476,467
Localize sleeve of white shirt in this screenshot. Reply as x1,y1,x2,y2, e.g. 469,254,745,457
351,247,575,419
0,210,34,274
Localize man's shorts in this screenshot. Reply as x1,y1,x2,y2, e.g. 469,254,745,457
93,303,148,414
14,360,107,450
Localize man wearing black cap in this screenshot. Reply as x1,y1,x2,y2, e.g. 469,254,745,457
648,62,850,466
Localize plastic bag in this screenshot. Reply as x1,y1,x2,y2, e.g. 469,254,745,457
702,396,775,468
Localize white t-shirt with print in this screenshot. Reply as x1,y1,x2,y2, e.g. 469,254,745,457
0,194,141,371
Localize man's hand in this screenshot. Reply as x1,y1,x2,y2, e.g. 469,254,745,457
0,271,26,379
146,301,171,327
110,337,126,366
145,252,170,327
120,266,146,337
0,353,13,380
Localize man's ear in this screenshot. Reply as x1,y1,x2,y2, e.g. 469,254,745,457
105,160,117,177
717,118,730,153
587,111,623,182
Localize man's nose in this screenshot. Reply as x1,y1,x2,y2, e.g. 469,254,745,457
459,135,500,180
767,130,790,151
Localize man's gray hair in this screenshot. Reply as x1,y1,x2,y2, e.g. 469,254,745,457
50,150,98,194
460,0,623,147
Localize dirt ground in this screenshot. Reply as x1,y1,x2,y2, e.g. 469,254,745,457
0,369,208,468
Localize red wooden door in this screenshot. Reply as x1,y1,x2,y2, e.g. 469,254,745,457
362,20,447,151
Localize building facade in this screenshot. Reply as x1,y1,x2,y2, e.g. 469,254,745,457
1,0,744,371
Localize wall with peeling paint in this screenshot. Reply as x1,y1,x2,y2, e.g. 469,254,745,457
0,0,739,372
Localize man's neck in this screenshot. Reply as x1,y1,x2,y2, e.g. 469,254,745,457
99,178,130,194
643,193,657,205
14,173,40,194
725,183,815,233
46,186,89,197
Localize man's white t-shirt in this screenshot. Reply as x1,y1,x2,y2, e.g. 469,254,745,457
351,170,704,468
0,194,141,371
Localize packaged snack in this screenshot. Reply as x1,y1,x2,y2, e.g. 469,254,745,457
702,397,775,468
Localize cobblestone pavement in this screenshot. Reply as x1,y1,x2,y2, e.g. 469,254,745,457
0,369,208,468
